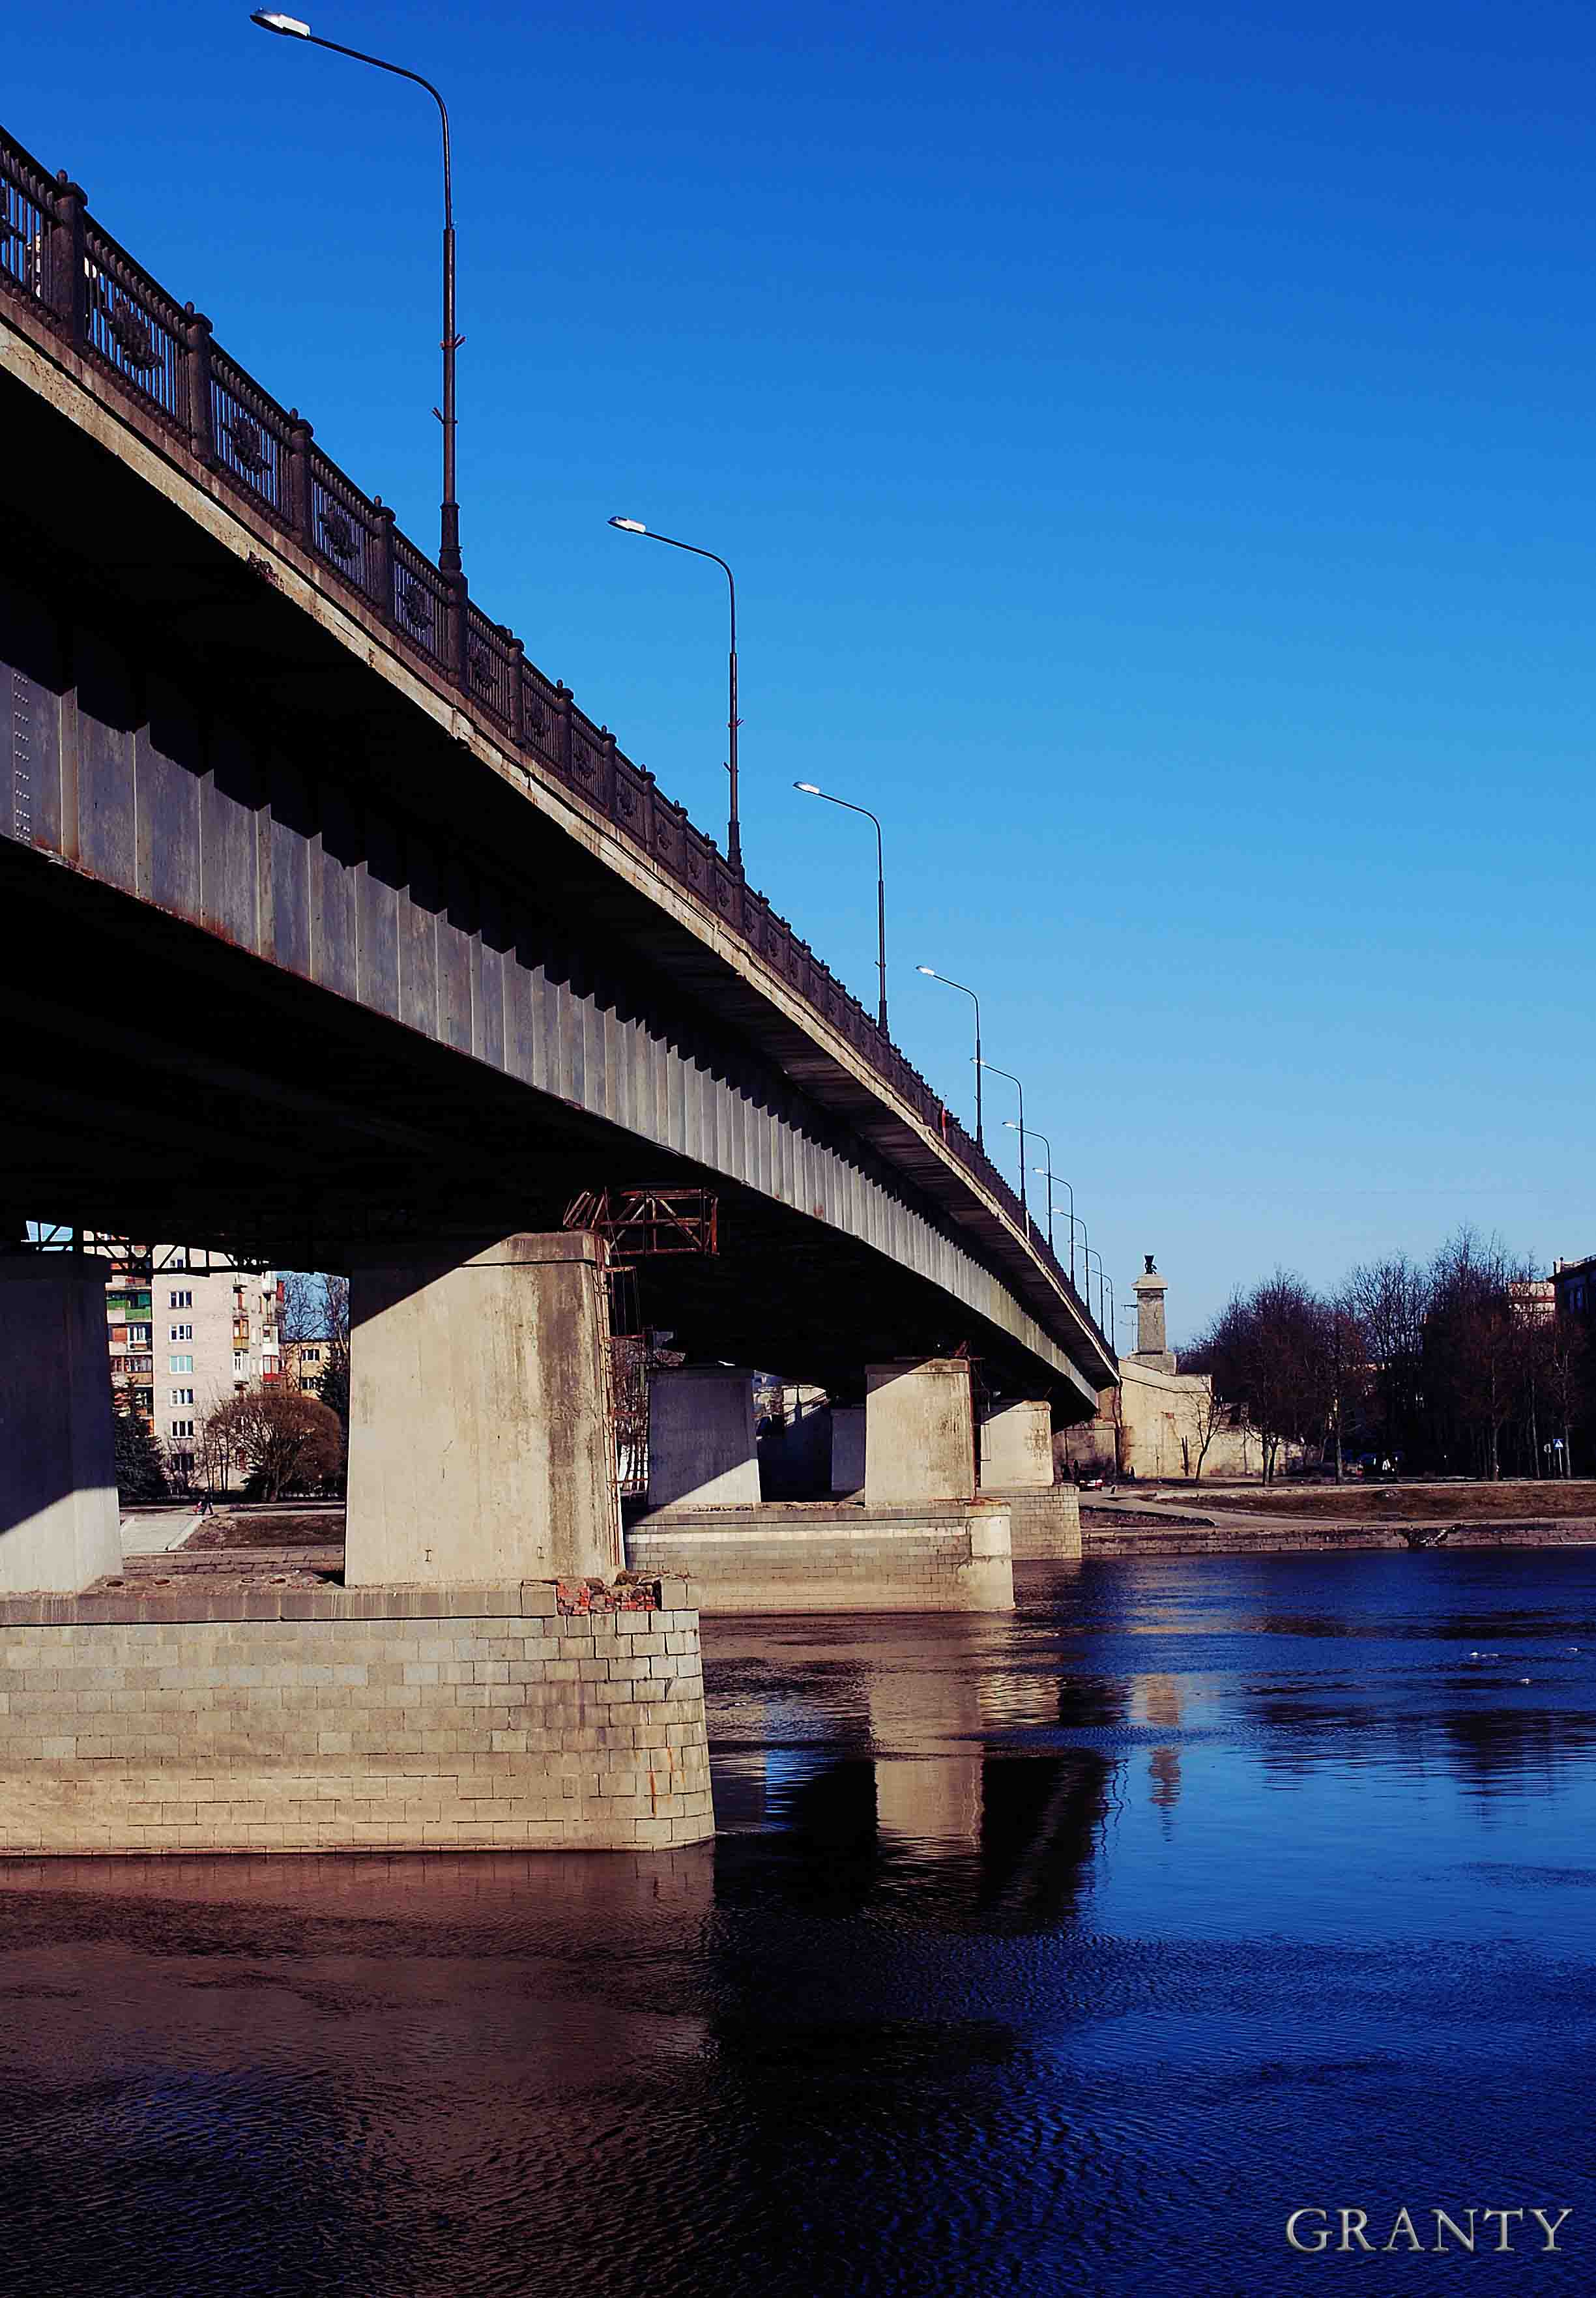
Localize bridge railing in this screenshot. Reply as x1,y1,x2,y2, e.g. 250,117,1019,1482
0,123,1112,1361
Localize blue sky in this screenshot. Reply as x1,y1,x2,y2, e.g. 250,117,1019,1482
11,1,1596,1343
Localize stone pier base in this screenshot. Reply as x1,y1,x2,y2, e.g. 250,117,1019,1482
0,1580,714,1854
626,1500,1014,1614
993,1485,1083,1561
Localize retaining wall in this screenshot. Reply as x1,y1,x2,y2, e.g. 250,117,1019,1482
626,1502,1014,1614
0,1580,713,1855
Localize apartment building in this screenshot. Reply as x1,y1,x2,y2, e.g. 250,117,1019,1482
104,1252,282,1478
283,1337,331,1396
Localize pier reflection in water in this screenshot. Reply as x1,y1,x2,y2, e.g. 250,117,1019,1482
2,1550,1596,2297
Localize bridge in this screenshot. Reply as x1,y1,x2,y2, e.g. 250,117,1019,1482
0,123,1116,1597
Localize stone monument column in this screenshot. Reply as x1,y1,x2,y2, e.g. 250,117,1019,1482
1132,1255,1176,1372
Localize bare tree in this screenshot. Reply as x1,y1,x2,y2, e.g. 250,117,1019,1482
1531,1303,1591,1479
1322,1291,1371,1483
1425,1229,1526,1480
200,1383,343,1500
1189,1379,1231,1484
1193,1272,1328,1483
278,1270,351,1433
278,1270,323,1345
1347,1253,1430,1465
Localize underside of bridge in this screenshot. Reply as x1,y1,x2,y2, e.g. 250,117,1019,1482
1,836,1061,1404
1,282,1112,1419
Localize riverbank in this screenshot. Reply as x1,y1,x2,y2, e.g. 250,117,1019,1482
1082,1479,1596,1556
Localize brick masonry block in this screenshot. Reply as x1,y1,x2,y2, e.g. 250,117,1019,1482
0,1598,714,1857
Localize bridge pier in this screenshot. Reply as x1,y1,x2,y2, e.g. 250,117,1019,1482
979,1401,1054,1491
0,1256,123,1593
864,1358,976,1507
978,1397,1082,1560
645,1368,762,1511
345,1232,621,1586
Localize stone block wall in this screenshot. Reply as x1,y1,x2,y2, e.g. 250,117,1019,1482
993,1487,1082,1562
627,1502,1013,1614
0,1581,713,1855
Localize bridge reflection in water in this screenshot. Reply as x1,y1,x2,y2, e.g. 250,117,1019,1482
5,1555,1596,2298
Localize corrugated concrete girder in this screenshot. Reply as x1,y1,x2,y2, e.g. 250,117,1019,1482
0,286,1114,1413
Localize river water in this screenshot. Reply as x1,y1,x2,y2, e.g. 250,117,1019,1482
2,1550,1594,2296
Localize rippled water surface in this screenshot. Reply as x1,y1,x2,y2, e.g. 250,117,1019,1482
3,1550,1595,2296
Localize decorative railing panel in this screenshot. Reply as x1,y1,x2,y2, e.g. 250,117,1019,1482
0,119,1112,1354
0,143,51,306
209,346,291,513
308,450,380,598
390,528,448,663
83,225,186,428
520,664,564,772
463,605,515,726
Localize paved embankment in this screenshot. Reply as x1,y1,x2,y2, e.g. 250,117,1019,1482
1082,1495,1596,1557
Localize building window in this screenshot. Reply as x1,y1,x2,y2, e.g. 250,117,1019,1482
169,1354,194,1374
169,1419,194,1439
233,1350,247,1371
168,1290,193,1309
169,1323,193,1341
129,1324,151,1344
169,1386,194,1406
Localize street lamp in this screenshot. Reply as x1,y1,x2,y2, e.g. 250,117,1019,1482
1084,1247,1107,1338
794,783,888,1033
250,12,463,575
609,518,742,869
914,967,983,1149
1006,1122,1054,1251
1036,1165,1077,1285
1062,1211,1090,1302
979,1059,1027,1219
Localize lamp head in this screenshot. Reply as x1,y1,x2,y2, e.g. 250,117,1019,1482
1003,1120,1020,1131
793,781,822,796
251,11,312,33
916,965,936,977
609,516,647,533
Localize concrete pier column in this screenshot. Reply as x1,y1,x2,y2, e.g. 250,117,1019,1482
863,1357,976,1508
979,1401,1054,1490
345,1232,620,1586
0,1255,122,1593
646,1367,761,1511
830,1404,865,1494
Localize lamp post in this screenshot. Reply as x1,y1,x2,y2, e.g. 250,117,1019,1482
1064,1212,1090,1302
914,967,983,1149
609,518,741,869
1037,1167,1077,1285
250,12,462,575
1006,1122,1053,1251
979,1060,1027,1219
1084,1246,1106,1336
794,783,888,1033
